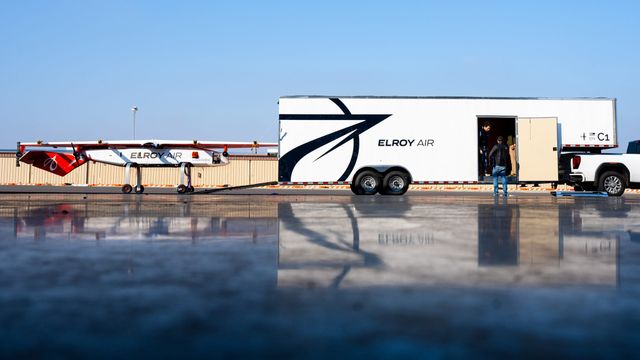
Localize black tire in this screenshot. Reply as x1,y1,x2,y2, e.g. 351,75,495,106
122,184,133,194
598,171,626,196
353,170,381,195
349,183,362,195
382,171,410,195
134,185,145,194
187,185,195,193
177,184,188,194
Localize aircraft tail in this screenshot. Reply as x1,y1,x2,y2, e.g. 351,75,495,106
19,151,87,176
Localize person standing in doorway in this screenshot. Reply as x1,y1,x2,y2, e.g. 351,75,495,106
479,121,491,176
489,136,509,196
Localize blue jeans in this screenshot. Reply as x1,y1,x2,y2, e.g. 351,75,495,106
492,165,508,195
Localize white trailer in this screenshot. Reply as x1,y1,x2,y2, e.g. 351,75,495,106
278,96,617,195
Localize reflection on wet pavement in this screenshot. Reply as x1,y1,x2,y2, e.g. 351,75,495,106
0,194,639,358
279,201,619,288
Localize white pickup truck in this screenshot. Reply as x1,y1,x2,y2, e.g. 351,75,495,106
561,140,640,196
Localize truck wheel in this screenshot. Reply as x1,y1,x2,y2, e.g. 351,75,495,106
354,170,381,195
598,171,626,196
122,184,133,194
382,171,410,195
177,184,188,194
349,183,362,195
134,185,145,194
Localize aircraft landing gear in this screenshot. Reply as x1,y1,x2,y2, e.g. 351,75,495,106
177,163,194,194
123,163,145,194
177,184,194,194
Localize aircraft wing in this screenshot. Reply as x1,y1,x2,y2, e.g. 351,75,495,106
153,140,278,149
19,140,278,150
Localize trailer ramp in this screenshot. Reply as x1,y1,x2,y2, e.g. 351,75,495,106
551,191,608,197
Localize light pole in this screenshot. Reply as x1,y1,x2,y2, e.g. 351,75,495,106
131,106,138,139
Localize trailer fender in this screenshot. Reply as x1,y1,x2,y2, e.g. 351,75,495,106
352,166,412,182
382,166,413,183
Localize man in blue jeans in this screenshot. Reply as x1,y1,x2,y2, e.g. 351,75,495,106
489,136,509,196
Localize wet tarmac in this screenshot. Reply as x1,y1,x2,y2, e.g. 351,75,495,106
1,192,639,358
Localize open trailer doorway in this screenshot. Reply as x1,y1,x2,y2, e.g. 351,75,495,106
477,116,517,183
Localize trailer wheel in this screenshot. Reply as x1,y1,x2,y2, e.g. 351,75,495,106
177,184,188,194
381,171,410,195
134,185,145,194
122,184,133,194
349,183,362,195
598,171,626,196
354,170,381,195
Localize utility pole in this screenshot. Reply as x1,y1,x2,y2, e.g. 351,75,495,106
131,106,138,139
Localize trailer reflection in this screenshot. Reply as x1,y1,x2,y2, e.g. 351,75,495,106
278,198,632,288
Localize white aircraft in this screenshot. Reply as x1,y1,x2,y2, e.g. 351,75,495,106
17,139,277,193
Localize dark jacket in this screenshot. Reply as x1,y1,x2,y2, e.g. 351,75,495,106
489,143,508,167
479,130,489,148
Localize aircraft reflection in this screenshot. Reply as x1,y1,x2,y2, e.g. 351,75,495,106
278,199,634,288
2,200,278,242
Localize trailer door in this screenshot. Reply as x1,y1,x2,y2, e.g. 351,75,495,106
517,117,558,182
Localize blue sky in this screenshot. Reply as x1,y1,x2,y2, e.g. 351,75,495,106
1,1,638,149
